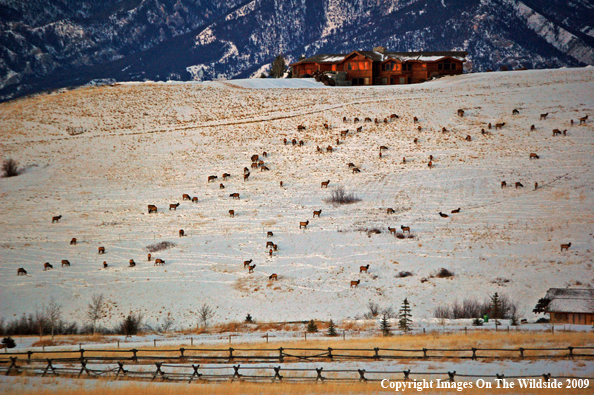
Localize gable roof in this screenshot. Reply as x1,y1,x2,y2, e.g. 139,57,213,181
290,50,467,67
545,288,594,313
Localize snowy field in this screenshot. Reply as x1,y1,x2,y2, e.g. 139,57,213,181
0,68,593,330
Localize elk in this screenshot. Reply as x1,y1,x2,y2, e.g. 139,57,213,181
280,181,283,187
534,182,538,190
457,109,464,117
103,262,108,268
451,208,461,214
562,130,567,136
98,246,105,254
269,249,273,257
267,231,274,237
327,146,333,153
155,258,165,266
343,116,347,122
354,117,360,123
321,180,330,188
17,268,27,276
230,193,240,199
402,157,406,164
465,135,472,141
208,175,217,183
495,122,505,129
529,153,539,159
481,128,487,135
439,212,449,218
350,280,360,288
379,151,382,158
442,127,448,133
413,117,418,124
488,123,492,129
313,210,322,218
513,109,519,115
292,138,297,146
530,125,535,131
552,128,561,136
324,123,329,129
148,253,152,261
61,260,70,267
229,210,235,218
429,155,433,161
269,273,278,281
129,259,136,267
501,181,507,188
244,259,253,268
266,241,274,249
401,225,410,233
571,119,574,126
70,238,77,245
387,208,395,214
317,146,322,152
179,229,185,237
560,242,572,251
44,262,53,270
540,113,549,120
417,125,422,131
283,138,288,145
356,126,362,132
244,167,250,174
52,215,62,223
515,182,524,188
428,161,433,169
352,167,361,173
347,163,356,168
261,165,270,172
390,114,398,119
222,173,231,180
248,264,256,273
183,194,191,201
244,173,250,182
251,154,259,162
365,117,372,122
262,151,268,158
299,140,304,147
579,115,588,124
388,227,396,235
414,138,418,144
297,125,306,131
169,203,180,210
360,265,370,273
340,130,349,138
299,220,309,229
251,162,258,169
379,145,388,151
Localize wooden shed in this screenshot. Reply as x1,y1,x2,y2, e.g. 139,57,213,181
534,288,594,325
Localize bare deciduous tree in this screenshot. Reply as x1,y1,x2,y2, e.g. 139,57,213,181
198,304,215,329
160,312,175,333
87,294,105,335
44,298,62,340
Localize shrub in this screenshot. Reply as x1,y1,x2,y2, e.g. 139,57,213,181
433,295,518,319
2,337,16,348
146,241,177,253
397,271,413,278
396,233,405,239
435,268,455,278
324,187,361,205
472,317,484,326
118,313,143,336
2,159,19,177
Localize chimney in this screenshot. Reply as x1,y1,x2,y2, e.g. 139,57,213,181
373,46,386,54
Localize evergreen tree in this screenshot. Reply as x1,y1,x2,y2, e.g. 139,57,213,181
327,320,338,337
398,298,413,333
380,314,391,336
270,55,287,78
307,319,318,333
491,292,502,327
2,337,16,348
245,313,253,323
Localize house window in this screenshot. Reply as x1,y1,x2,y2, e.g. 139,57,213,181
359,62,365,70
382,77,388,85
347,63,352,71
352,62,358,71
438,63,443,70
399,77,406,84
451,63,456,70
332,64,336,71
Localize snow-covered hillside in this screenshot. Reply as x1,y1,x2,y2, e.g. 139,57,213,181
0,68,593,329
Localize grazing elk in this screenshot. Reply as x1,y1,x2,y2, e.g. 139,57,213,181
251,162,258,169
388,227,396,235
261,165,270,172
552,128,561,136
513,109,519,115
183,194,191,201
495,122,505,129
269,273,278,281
169,203,180,210
230,193,240,199
243,259,253,268
387,208,395,214
267,231,274,237
390,114,399,119
44,262,53,270
401,225,410,234
103,262,108,268
439,212,449,218
229,210,235,217
501,181,507,188
327,146,333,153
313,210,322,218
515,182,524,188
413,117,419,124
324,123,329,129
52,215,62,223
356,126,363,132
465,135,472,141
299,220,309,229
350,280,360,288
179,229,185,237
266,241,274,249
70,238,77,245
148,253,152,261
352,167,361,173
365,117,372,122
457,109,464,117
451,208,461,214
379,145,388,151
222,173,231,180
579,115,588,124
347,163,356,168
244,173,250,182
248,264,256,273
354,117,360,123
321,180,330,188
98,246,105,254
428,161,433,169
208,175,217,183
17,268,27,276
192,197,199,203
155,258,165,266
530,125,536,131
560,242,572,251
529,153,539,159
297,125,306,131
360,265,370,273
340,130,349,138
540,113,549,120
148,205,158,213
61,260,70,267
292,139,297,146
129,259,136,267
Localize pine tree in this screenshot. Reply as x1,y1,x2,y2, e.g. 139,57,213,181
270,55,286,78
245,313,253,323
398,298,413,333
380,314,391,336
327,320,338,337
306,319,318,333
491,292,502,327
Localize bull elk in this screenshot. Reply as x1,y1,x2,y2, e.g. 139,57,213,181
179,229,185,237
44,262,53,270
98,246,105,254
299,220,309,229
269,273,278,281
230,193,240,199
17,268,27,276
360,265,370,273
350,279,360,288
52,215,62,223
182,194,191,201
313,210,322,218
208,175,217,183
148,205,158,214
560,242,572,251
540,113,549,120
70,238,77,245
529,153,539,159
61,260,70,267
244,259,253,268
401,225,410,233
169,203,180,210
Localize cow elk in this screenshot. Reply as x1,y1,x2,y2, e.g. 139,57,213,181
244,173,250,182
299,220,309,229
512,109,519,115
269,273,278,281
530,125,536,131
439,212,449,218
229,210,235,217
324,123,329,129
129,259,136,267
251,154,259,162
495,122,505,129
169,203,180,210
350,279,360,288
44,262,53,270
401,225,410,233
230,193,240,199
465,135,472,141
457,109,464,117
243,259,253,268
52,215,62,223
61,260,70,267
579,115,588,124
148,253,152,261
98,246,105,254
501,181,507,188
297,125,306,131
534,182,538,190
515,182,524,188
267,231,274,237
70,238,77,245
179,229,185,237
155,258,165,266
387,208,395,214
451,208,461,214
103,262,108,268
529,153,539,159
313,210,322,218
428,161,433,169
540,113,549,120
360,265,370,273
388,227,396,235
183,194,191,201
248,264,256,273
17,268,27,276
413,117,419,124
327,146,333,153
560,242,572,251
208,175,217,183
222,173,231,180
321,180,330,188
148,205,158,214
192,197,199,203
352,167,361,173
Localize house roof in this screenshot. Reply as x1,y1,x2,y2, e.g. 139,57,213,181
545,288,594,314
290,50,467,66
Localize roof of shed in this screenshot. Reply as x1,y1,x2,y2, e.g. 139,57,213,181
545,288,594,314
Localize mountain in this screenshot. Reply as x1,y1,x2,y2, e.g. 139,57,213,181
1,0,593,102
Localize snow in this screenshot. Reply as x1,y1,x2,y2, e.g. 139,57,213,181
0,67,593,331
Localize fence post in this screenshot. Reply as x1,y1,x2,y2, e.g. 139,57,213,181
232,364,242,381
132,349,138,362
448,371,456,382
191,337,193,346
423,348,428,359
279,347,284,363
266,333,269,343
304,332,307,341
568,346,574,359
180,348,185,361
357,369,367,382
154,339,156,347
229,347,234,362
343,330,345,340
27,351,33,363
403,369,411,381
471,348,477,360
273,366,283,382
315,367,325,381
327,347,333,360
519,347,524,359
117,340,120,348
80,349,85,360
374,347,380,360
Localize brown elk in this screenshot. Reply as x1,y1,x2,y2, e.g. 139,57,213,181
501,181,507,188
61,260,70,267
129,259,136,267
52,215,62,223
269,273,278,281
529,153,539,159
169,203,180,210
267,231,274,237
229,210,235,217
292,139,298,146
230,193,240,199
442,127,448,133
571,119,574,126
244,173,250,182
347,163,356,168
243,259,253,268
360,265,370,273
562,130,567,136
515,182,524,188
560,242,572,251
222,173,231,180
439,212,449,218
261,165,270,172
388,227,396,235
324,123,329,129
513,109,519,115
317,146,322,152
379,151,382,158
495,122,505,129
283,138,288,145
98,246,105,254
552,128,561,136
457,109,464,117
321,180,330,188
155,258,165,266
402,157,406,164
266,241,274,249
251,162,259,169
299,140,305,146
465,135,472,141
354,117,360,123
340,130,349,138
451,208,461,214
183,194,191,201
148,253,152,261
179,229,185,237
343,116,347,122
299,220,309,229
44,262,53,270
579,115,588,124
219,183,225,189
352,167,361,173
428,161,433,169
413,117,418,124
327,146,333,153
280,181,283,187
248,264,256,273
297,125,306,131
540,113,549,120
350,280,360,288
379,145,388,151
258,160,265,167
70,238,77,245
273,244,278,251
208,175,217,182
244,167,250,174
401,225,410,233
103,262,108,268
390,114,399,119
530,125,536,131
251,154,259,162
481,128,487,135
488,123,492,129
269,249,273,257
534,182,538,190
365,117,372,122
413,138,418,144
356,126,363,132
417,125,422,131
313,210,322,218
17,268,27,276
191,195,199,202
262,151,268,158
387,208,395,214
